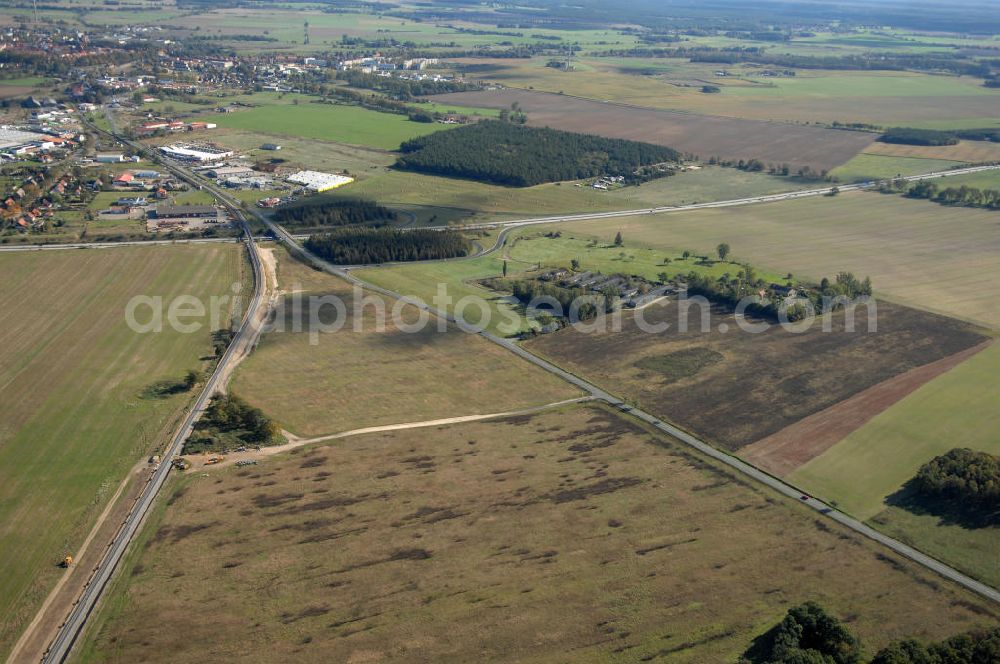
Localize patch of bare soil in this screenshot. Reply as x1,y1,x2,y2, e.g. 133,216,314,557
740,340,992,477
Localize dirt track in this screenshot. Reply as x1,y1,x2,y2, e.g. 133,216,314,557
740,340,993,477
431,89,875,172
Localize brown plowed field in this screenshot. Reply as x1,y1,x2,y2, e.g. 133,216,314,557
432,89,875,172
526,300,987,451
740,340,993,477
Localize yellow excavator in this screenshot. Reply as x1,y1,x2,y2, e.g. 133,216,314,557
60,555,73,568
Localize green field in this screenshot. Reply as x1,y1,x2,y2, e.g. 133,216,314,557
231,248,580,436
355,227,789,336
551,191,1000,329
507,231,787,284
315,166,817,224
194,101,451,150
78,403,995,663
789,342,1000,586
0,244,247,658
830,154,964,182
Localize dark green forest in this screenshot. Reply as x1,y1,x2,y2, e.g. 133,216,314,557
914,448,1000,508
879,128,959,146
305,227,471,264
395,120,681,186
272,198,397,227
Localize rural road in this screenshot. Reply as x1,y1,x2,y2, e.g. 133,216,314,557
36,123,998,662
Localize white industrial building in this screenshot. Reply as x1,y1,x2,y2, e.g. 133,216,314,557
285,170,354,192
159,144,234,162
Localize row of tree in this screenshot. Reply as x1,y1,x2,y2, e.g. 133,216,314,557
914,448,1000,508
743,602,1000,663
901,181,1000,210
304,227,471,265
683,268,871,321
395,120,681,187
272,198,397,227
705,156,829,180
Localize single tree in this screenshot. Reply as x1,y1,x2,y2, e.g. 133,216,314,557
613,231,623,246
570,258,580,271
716,242,730,261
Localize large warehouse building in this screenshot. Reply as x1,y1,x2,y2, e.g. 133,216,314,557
285,170,354,192
159,144,234,162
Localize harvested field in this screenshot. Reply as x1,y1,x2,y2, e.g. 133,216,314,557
431,89,875,172
740,340,993,477
525,300,986,451
231,248,581,437
862,139,1000,163
0,244,246,659
81,404,995,663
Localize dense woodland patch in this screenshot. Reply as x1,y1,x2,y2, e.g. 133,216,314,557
914,448,1000,509
272,198,397,228
305,227,471,264
880,127,1000,146
395,120,681,186
185,393,282,454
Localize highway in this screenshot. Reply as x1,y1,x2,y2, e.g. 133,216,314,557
38,123,997,661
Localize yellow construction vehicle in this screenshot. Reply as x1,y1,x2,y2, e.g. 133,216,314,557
205,455,225,465
60,555,73,568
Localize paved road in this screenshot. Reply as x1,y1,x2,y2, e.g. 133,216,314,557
40,195,267,663
6,164,998,254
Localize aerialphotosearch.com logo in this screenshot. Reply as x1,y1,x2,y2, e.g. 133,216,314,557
124,281,878,344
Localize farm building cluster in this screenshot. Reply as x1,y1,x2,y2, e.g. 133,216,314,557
538,269,673,306
99,198,228,233
134,119,217,136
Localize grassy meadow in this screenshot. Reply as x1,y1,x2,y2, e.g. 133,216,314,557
0,244,247,659
194,101,449,150
79,403,996,663
231,248,580,436
830,153,964,182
